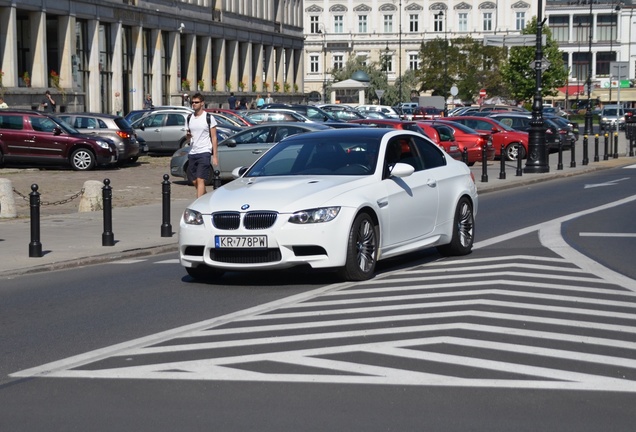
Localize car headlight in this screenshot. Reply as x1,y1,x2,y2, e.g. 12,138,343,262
289,207,340,224
183,208,204,225
95,140,110,149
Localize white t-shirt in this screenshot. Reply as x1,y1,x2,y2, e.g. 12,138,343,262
189,112,217,155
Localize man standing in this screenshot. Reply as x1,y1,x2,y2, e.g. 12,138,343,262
41,91,56,112
187,93,218,198
265,92,273,104
144,93,154,109
227,92,237,110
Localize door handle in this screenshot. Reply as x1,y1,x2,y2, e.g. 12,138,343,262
426,179,437,188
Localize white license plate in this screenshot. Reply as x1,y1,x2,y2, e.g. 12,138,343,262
215,235,267,249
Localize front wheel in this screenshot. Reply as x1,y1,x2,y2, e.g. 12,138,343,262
70,148,96,171
338,213,378,281
504,142,525,161
437,197,475,257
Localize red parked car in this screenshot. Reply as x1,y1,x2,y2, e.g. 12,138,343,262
419,120,495,165
445,116,529,161
418,122,462,161
204,108,254,127
411,106,443,120
349,119,461,160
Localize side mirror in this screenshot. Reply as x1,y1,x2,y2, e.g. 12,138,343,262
225,139,237,148
53,126,62,136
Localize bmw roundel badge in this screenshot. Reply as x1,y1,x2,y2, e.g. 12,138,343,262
241,204,250,210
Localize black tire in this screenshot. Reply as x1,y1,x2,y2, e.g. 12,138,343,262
338,212,378,281
186,265,224,280
437,197,474,257
504,142,525,161
70,148,96,171
129,156,139,164
0,149,4,167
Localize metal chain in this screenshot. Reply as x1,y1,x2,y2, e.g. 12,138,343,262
12,187,86,206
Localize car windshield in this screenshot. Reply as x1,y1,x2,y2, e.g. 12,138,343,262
244,135,381,177
47,116,80,134
603,108,623,116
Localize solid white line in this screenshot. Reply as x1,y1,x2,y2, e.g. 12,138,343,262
579,232,636,238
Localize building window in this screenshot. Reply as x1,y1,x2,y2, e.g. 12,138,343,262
358,15,368,33
310,55,319,73
515,12,525,30
549,15,568,42
310,16,320,34
458,13,468,32
483,12,493,31
597,14,617,42
409,54,419,70
434,13,444,32
333,54,344,70
384,14,393,33
334,15,344,33
409,14,419,32
596,51,613,76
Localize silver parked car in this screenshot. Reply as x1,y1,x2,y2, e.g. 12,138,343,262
170,122,331,183
57,113,141,163
131,110,193,153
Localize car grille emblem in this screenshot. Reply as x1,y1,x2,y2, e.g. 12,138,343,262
241,204,250,210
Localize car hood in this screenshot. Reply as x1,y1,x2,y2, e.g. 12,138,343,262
188,175,375,214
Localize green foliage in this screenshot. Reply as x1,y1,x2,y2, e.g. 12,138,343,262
500,16,568,103
418,36,507,103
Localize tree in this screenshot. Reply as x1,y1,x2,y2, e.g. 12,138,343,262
418,36,507,104
500,17,568,104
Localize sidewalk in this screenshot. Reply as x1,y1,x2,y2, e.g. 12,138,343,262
0,150,633,278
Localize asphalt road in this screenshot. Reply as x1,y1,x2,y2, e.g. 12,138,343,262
1,165,635,431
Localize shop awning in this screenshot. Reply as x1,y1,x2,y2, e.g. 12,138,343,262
558,85,586,96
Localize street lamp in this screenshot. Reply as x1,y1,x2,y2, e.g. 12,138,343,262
524,0,549,173
317,28,327,103
398,0,402,104
584,0,594,136
384,42,390,98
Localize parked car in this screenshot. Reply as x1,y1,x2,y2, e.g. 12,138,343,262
204,108,254,127
347,118,426,135
57,113,141,163
124,106,193,125
260,104,344,123
240,109,311,124
419,120,495,164
599,104,625,131
445,116,529,160
624,108,636,139
170,122,331,182
545,115,579,141
488,112,575,151
178,128,478,281
416,122,462,161
131,110,193,153
316,104,366,121
355,105,400,119
0,110,118,170
411,106,443,121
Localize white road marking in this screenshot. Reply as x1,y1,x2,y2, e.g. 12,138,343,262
580,232,636,238
584,177,630,188
109,259,147,264
11,195,636,392
155,259,180,264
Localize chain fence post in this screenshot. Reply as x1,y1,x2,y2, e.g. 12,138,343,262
29,184,42,258
161,174,172,237
102,179,115,246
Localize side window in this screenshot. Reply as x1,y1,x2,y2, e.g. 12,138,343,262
436,126,453,142
305,107,324,121
98,119,108,128
146,114,165,128
499,118,513,128
166,114,185,126
413,136,446,170
29,116,57,132
385,137,424,174
0,115,24,130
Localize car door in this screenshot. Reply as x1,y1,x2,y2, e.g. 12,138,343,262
161,113,187,151
0,113,29,157
134,113,166,151
217,126,275,177
27,115,73,161
379,135,440,249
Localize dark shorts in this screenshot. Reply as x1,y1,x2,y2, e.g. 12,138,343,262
188,152,212,182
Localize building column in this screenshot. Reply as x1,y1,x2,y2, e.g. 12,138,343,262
29,10,47,88
151,29,162,100
184,33,197,93
213,38,226,92
86,20,101,112
131,26,143,109
57,16,74,93
285,47,294,93
169,32,180,100
253,43,264,92
264,45,275,92
275,46,284,92
111,21,124,115
293,47,303,94
226,40,239,91
240,41,252,92
0,5,18,87
198,35,212,92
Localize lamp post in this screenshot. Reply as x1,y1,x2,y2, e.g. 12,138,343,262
524,0,549,173
384,42,390,100
584,0,593,136
435,10,448,114
398,0,402,104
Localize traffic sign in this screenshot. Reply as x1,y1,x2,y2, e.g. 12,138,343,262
479,88,487,97
529,58,551,72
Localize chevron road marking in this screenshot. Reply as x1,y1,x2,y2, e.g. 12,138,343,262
11,195,636,392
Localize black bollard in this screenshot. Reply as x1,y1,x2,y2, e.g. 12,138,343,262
557,139,563,170
481,145,488,183
516,150,522,177
462,147,468,165
603,133,609,160
161,174,172,237
28,184,42,258
570,136,576,168
499,144,506,180
213,170,222,190
102,178,115,246
594,134,600,162
613,132,619,159
630,134,635,157
582,134,588,165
